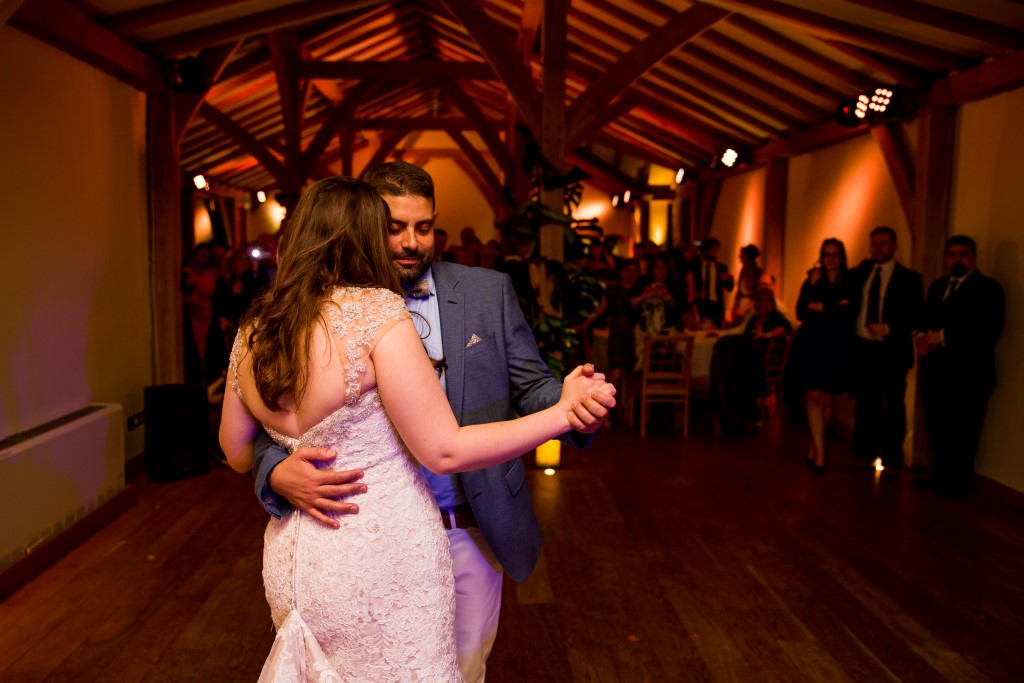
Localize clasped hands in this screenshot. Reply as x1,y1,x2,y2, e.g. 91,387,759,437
268,363,616,529
915,329,942,357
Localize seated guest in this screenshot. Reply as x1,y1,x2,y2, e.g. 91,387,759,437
745,287,792,340
629,251,686,336
732,244,763,320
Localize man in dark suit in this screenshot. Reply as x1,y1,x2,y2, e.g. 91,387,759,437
693,237,734,327
916,235,1004,495
850,226,924,469
250,162,613,682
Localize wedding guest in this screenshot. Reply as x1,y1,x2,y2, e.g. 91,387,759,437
789,238,854,472
850,226,924,470
732,244,763,320
917,235,1004,495
693,237,734,328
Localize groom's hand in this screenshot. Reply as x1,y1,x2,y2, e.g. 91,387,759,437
268,447,367,529
567,364,617,434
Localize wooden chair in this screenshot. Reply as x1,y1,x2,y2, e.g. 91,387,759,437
638,333,694,438
761,332,793,419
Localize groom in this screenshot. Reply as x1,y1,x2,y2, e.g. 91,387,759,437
251,161,614,682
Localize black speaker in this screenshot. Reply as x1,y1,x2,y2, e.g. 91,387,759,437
144,384,211,482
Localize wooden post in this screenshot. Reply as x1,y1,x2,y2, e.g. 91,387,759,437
763,157,788,293
147,92,184,384
539,0,568,262
912,103,956,283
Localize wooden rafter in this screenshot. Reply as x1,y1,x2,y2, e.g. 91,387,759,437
571,147,646,191
871,123,915,226
718,0,968,72
268,31,304,191
303,80,378,175
824,41,933,85
299,60,496,81
359,131,408,178
10,0,164,92
567,4,729,147
446,130,505,215
930,48,1024,105
173,41,244,143
437,0,541,134
101,0,253,34
442,83,513,179
1,0,27,26
147,0,387,57
850,0,1024,49
198,102,286,182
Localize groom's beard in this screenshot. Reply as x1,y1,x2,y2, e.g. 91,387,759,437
393,248,434,286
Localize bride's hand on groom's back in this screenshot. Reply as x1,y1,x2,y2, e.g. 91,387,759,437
269,447,368,529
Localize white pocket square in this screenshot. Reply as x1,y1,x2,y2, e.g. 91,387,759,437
466,334,483,348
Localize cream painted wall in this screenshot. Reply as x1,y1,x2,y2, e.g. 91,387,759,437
951,85,1024,492
783,133,911,314
710,167,766,311
0,28,151,457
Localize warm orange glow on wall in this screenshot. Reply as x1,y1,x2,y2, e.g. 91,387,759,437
193,201,213,244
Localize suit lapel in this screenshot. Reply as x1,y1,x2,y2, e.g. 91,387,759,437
432,263,466,419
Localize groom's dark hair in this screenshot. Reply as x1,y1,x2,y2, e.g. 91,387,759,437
364,160,435,208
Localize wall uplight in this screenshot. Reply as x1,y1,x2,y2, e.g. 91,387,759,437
675,167,686,184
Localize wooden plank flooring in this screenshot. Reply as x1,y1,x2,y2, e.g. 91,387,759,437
2,414,1022,682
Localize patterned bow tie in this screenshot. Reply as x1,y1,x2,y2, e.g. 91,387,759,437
405,279,431,299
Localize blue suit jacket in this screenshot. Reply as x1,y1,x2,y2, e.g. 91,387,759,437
252,261,591,582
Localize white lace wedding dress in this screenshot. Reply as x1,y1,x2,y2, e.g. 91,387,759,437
229,287,461,682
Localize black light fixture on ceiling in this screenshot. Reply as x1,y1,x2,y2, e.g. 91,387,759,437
836,86,916,127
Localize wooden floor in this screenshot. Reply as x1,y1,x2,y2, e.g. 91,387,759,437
2,413,1023,682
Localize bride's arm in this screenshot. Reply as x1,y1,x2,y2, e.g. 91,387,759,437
220,387,259,473
372,319,608,475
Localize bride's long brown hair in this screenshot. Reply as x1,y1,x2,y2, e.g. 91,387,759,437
242,177,402,411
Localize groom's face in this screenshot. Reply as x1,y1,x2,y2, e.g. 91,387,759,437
384,194,437,285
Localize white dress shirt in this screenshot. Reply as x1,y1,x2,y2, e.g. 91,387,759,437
856,259,896,340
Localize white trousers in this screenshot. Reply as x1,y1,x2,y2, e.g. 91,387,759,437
447,527,504,683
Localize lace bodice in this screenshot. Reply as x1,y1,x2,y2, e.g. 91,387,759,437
229,285,409,412
232,287,461,681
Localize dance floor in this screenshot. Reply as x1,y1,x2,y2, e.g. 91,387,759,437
2,412,1023,682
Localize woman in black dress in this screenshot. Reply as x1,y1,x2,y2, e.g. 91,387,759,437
793,239,853,471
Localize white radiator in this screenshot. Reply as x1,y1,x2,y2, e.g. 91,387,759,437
0,404,125,573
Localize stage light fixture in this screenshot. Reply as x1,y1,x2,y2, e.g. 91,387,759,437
837,86,914,127
675,168,686,184
256,190,267,203
721,148,739,168
611,194,620,207
623,189,632,203
193,174,209,191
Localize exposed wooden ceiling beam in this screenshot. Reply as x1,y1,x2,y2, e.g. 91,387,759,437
930,48,1024,105
871,123,915,226
851,0,1024,49
571,147,647,191
446,130,505,213
567,4,729,147
727,15,873,92
10,0,164,92
101,0,252,35
442,82,514,179
303,80,378,174
173,40,244,142
707,0,968,72
147,0,387,57
437,0,541,134
824,41,933,85
752,120,867,163
198,102,286,182
268,31,304,190
359,130,408,177
566,95,635,150
299,59,495,80
594,130,684,171
1,0,27,26
351,117,475,131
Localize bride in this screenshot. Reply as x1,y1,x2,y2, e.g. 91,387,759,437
219,177,613,681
